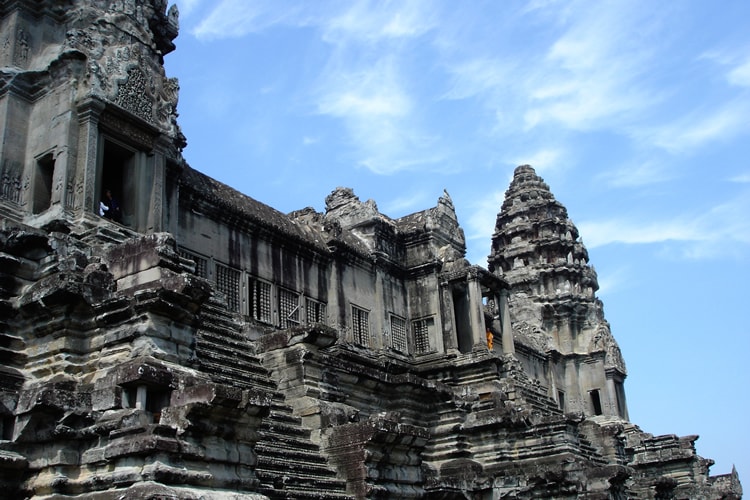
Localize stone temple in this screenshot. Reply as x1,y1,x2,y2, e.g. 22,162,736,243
0,1,742,499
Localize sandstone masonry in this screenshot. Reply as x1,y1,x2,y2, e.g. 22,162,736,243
0,1,742,499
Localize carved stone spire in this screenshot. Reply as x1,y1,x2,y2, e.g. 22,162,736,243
488,165,624,372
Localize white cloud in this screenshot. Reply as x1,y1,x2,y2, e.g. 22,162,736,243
464,194,504,265
596,161,673,188
382,191,431,217
729,173,750,183
521,2,659,131
510,149,565,177
646,99,750,154
595,265,632,297
698,48,750,88
315,57,444,174
322,0,435,44
578,191,750,260
578,218,701,248
442,58,515,101
189,0,310,39
727,57,750,87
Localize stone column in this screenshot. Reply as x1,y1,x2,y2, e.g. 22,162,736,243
439,280,457,351
499,290,515,355
75,98,105,214
466,274,486,350
605,376,618,417
148,136,170,232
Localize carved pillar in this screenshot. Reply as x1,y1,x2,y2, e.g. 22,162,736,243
328,257,342,335
466,274,486,350
439,281,457,351
75,98,105,213
605,376,618,417
499,290,515,356
149,137,170,233
373,263,384,350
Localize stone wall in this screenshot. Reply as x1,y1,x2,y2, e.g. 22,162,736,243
0,1,742,498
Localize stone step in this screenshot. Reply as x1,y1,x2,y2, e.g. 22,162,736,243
256,477,352,499
196,358,277,391
195,335,265,367
255,443,332,468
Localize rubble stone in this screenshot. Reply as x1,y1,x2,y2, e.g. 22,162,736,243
0,1,741,499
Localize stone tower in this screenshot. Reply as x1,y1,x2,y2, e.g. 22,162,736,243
0,2,742,499
0,0,182,231
489,165,628,419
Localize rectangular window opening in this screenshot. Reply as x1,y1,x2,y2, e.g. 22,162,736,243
390,315,407,353
351,305,370,347
305,298,327,325
32,154,55,214
278,288,300,328
215,264,241,313
178,250,208,278
249,277,273,324
557,390,565,411
413,317,434,354
590,389,603,415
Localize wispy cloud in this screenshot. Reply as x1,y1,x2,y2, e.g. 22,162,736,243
522,2,660,131
464,190,505,265
645,99,750,154
322,0,436,44
699,48,750,88
728,57,750,87
596,265,632,297
510,149,566,177
172,0,203,17
382,190,432,217
596,160,674,188
189,0,310,39
316,57,443,174
465,190,505,243
578,191,750,259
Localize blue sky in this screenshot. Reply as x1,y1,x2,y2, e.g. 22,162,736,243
164,0,750,478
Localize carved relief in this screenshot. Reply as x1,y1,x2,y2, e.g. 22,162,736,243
99,112,155,150
590,323,626,373
115,67,153,123
2,35,10,60
14,27,29,66
1,160,23,204
514,321,551,352
157,77,179,125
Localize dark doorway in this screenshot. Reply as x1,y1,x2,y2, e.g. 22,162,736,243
100,139,135,226
32,154,54,214
453,286,473,353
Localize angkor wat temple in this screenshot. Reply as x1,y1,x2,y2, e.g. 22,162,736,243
0,1,742,499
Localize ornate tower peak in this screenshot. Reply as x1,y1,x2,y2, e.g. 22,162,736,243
488,165,625,375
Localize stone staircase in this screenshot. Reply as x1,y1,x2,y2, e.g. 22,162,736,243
194,297,351,499
255,401,351,499
194,298,276,392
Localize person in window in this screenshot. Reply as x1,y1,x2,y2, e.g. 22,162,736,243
101,189,122,223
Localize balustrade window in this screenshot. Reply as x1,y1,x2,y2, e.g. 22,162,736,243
179,250,208,278
249,277,273,324
306,298,327,324
351,306,370,346
413,317,434,354
216,264,241,312
278,288,300,328
390,315,407,353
